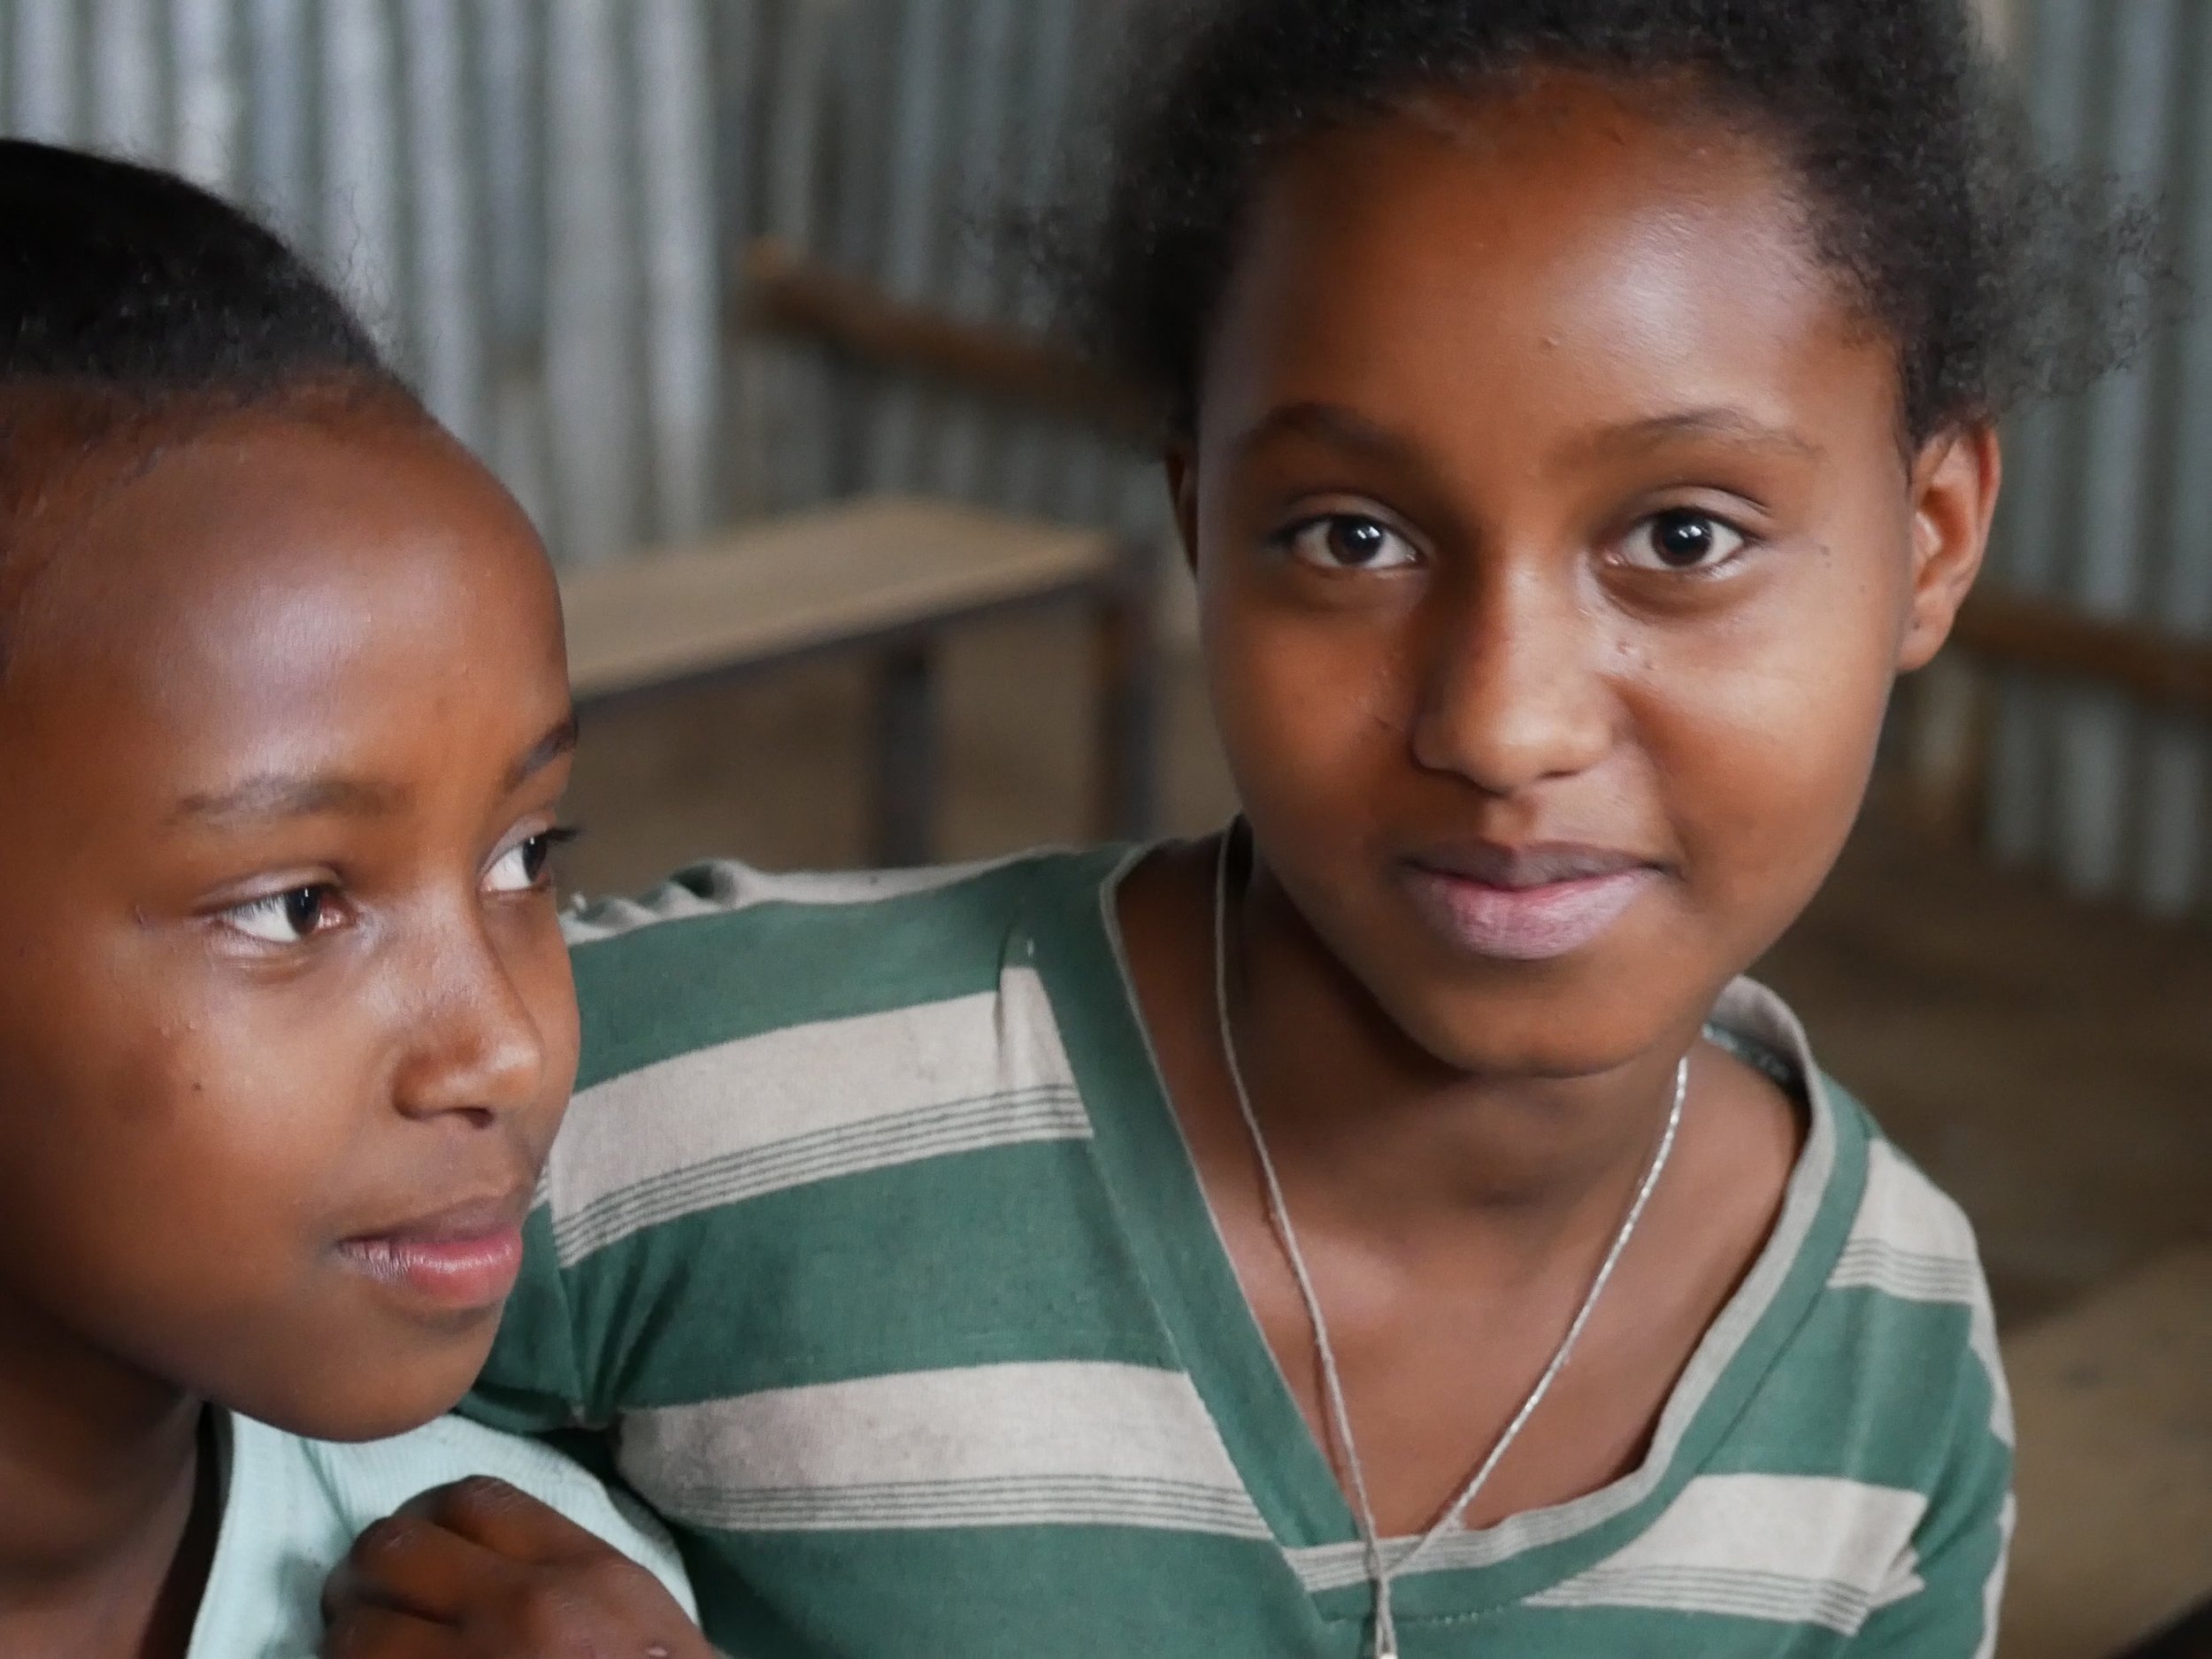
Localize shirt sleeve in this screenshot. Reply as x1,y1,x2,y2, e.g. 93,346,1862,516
1852,1306,2016,1656
462,1200,596,1435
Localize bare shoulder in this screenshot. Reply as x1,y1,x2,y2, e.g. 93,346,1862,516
1647,1036,1807,1308
1113,834,1221,994
1699,1034,1808,1177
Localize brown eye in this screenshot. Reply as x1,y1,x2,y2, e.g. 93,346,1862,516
1285,514,1418,572
485,833,557,895
221,884,340,944
1621,510,1747,572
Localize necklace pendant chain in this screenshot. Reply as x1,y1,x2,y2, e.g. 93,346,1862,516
1210,829,1687,1659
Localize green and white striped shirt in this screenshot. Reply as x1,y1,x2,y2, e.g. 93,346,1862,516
468,847,2014,1657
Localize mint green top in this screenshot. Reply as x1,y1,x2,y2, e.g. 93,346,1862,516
186,1409,695,1658
469,847,2013,1657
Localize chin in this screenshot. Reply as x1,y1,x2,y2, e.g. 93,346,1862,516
1395,987,1661,1079
218,1336,492,1444
298,1390,476,1445
1361,935,1707,1080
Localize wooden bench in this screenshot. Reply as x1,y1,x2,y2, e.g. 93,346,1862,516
559,495,1157,864
2117,1601,2212,1659
2000,1248,2212,1659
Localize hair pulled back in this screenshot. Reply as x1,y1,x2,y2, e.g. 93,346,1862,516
1054,0,2170,444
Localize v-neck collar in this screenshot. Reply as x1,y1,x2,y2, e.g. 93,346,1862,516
1028,844,1868,1619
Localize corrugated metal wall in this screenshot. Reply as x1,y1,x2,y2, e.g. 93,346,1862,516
4,0,2205,916
1988,0,2212,918
0,0,726,565
730,0,1159,540
0,0,1158,565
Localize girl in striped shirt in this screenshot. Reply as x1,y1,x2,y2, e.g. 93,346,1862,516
338,2,2155,1654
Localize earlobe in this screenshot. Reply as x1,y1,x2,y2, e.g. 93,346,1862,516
1897,423,2001,673
1165,445,1201,578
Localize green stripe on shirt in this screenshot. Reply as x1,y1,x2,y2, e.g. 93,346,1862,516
467,847,2012,1657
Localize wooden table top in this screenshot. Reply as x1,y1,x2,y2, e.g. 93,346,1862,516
560,496,1123,703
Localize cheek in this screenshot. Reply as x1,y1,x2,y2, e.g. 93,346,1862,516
0,929,376,1265
0,950,376,1317
114,1032,362,1240
1647,562,1903,911
511,916,583,1109
1205,600,1409,836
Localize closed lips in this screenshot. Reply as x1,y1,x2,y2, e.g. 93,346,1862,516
1399,844,1663,961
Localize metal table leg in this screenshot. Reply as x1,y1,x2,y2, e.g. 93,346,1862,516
872,638,938,865
1094,539,1162,842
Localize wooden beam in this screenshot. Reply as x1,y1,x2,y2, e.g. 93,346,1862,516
1951,589,2212,721
739,237,1156,441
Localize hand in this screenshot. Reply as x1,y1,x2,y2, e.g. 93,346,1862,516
321,1476,710,1658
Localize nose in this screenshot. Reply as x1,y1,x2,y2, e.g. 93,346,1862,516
389,918,556,1128
1408,560,1617,795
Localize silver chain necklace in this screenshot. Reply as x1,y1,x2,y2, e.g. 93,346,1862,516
1210,832,1686,1659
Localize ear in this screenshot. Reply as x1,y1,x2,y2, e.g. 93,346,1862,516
1164,442,1201,578
1896,422,2001,673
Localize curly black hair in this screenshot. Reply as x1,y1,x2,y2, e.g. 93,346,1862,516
1054,0,2170,445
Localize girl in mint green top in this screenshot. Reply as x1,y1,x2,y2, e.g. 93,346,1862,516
0,145,695,1658
343,0,2149,1654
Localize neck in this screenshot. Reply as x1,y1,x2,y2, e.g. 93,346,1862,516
0,1292,215,1657
1228,852,1697,1247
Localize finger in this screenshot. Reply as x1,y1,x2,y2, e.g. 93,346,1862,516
396,1476,612,1567
451,1565,706,1659
324,1513,516,1628
319,1601,472,1659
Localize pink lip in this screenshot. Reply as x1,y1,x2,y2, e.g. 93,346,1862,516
1402,844,1662,961
338,1196,527,1311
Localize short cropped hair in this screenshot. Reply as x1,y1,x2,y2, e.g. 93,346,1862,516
0,140,395,395
0,141,413,669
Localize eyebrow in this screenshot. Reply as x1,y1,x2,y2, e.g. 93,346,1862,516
1231,403,1426,468
1572,407,1824,463
172,775,410,827
504,714,579,795
1231,401,1822,472
171,713,579,829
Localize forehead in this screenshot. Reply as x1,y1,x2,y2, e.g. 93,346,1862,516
1202,78,1897,457
0,414,566,811
19,410,554,652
